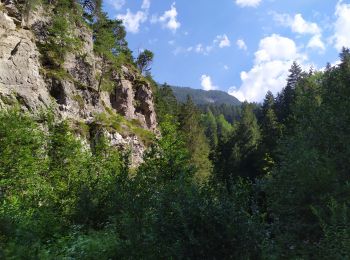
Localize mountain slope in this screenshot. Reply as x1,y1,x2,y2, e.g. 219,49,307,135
170,86,241,106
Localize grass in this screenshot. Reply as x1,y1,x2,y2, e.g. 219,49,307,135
72,95,85,109
68,120,90,138
40,67,73,81
0,94,17,106
0,4,5,12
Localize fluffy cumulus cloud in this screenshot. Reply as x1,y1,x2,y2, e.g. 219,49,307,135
291,14,320,35
236,39,248,51
159,3,181,32
254,34,298,63
332,0,350,51
105,0,125,10
273,13,320,34
273,12,325,51
235,0,262,8
116,0,151,34
201,75,218,91
215,34,231,48
141,0,151,10
229,34,307,102
308,34,325,51
117,10,147,33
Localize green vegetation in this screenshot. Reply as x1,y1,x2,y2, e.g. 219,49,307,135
94,111,155,145
170,85,241,106
136,49,154,75
72,94,85,109
153,48,350,258
2,0,350,258
34,0,135,96
39,1,83,69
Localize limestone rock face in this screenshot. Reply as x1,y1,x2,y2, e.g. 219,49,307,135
0,11,51,111
0,2,158,166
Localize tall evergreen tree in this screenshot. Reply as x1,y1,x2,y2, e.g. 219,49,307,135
155,83,179,123
179,96,212,184
215,102,261,191
201,109,218,149
260,91,281,153
216,114,233,140
275,61,302,124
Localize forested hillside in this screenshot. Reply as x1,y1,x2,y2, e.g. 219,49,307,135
1,0,350,259
169,85,241,106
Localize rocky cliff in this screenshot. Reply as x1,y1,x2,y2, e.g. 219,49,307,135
0,1,158,166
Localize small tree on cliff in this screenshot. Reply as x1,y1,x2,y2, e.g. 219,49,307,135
136,49,154,75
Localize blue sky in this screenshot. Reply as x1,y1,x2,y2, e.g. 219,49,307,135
104,0,350,102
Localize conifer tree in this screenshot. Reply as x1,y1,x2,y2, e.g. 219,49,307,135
275,61,302,124
155,83,179,123
260,91,281,152
136,49,154,75
201,109,218,149
216,114,232,140
179,96,212,183
215,102,261,191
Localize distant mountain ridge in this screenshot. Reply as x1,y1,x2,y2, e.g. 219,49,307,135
169,86,241,106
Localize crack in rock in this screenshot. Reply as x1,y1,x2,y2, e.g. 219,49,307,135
9,40,21,57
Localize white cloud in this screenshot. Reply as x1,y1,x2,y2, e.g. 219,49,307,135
106,0,125,10
308,34,325,51
332,0,350,51
159,2,181,32
201,75,218,91
254,34,298,63
224,65,230,70
235,0,262,8
194,44,212,55
215,34,231,48
185,34,231,55
229,34,307,102
291,14,321,35
236,39,248,50
141,0,151,10
117,9,147,33
273,13,320,35
195,44,204,53
272,12,325,51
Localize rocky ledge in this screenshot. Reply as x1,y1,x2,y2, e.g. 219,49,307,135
0,1,158,166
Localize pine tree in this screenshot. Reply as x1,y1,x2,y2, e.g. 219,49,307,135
216,114,232,140
260,91,281,152
179,96,212,184
155,83,179,123
215,102,261,191
201,109,218,149
275,61,302,124
136,49,154,75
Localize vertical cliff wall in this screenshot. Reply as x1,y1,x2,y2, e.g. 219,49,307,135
0,1,158,165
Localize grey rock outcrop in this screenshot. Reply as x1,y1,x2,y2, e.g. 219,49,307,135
0,2,158,166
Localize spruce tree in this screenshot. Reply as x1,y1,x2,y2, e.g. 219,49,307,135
179,96,212,183
261,91,280,152
275,61,302,124
201,108,218,149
